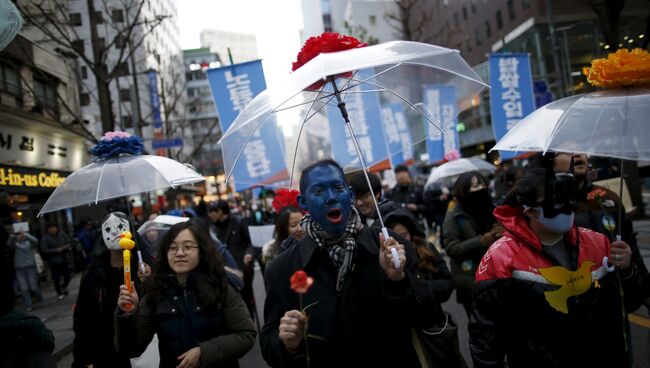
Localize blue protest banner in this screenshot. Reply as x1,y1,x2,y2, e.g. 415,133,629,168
423,85,458,164
326,68,390,170
148,70,163,129
489,53,536,161
381,103,413,167
206,60,287,191
152,138,183,149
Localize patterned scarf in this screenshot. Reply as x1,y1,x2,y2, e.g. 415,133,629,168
301,207,362,291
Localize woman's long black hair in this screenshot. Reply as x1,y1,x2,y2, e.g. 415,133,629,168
148,219,227,305
273,206,302,246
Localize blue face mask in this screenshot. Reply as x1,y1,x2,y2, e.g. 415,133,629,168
298,164,353,236
533,206,574,234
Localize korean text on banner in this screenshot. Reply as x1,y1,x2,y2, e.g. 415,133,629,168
206,60,288,191
326,68,389,170
381,103,413,167
489,53,536,161
423,85,458,164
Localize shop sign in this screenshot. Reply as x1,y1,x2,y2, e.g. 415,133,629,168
0,165,69,193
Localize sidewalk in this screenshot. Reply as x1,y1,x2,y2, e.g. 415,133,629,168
16,271,82,361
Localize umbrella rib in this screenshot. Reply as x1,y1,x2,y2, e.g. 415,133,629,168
336,64,401,94
95,161,107,204
272,92,336,113
289,84,331,188
142,157,175,188
541,95,583,154
354,78,443,133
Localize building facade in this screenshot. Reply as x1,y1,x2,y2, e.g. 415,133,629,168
183,48,223,176
67,0,186,152
0,28,88,232
200,29,258,64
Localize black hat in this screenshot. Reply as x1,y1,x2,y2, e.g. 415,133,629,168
382,208,425,239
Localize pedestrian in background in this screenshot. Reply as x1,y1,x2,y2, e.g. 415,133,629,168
443,171,503,316
8,230,42,311
385,164,426,218
262,206,304,269
115,220,256,368
40,223,72,300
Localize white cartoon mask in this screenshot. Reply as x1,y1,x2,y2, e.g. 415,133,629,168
102,213,130,250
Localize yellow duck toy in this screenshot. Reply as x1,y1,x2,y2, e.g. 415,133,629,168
538,261,595,314
119,231,135,311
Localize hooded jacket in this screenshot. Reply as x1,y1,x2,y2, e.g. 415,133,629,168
468,205,645,368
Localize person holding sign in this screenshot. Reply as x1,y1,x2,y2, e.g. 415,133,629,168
260,159,441,368
469,157,644,367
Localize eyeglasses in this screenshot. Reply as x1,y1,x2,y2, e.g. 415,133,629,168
168,241,199,254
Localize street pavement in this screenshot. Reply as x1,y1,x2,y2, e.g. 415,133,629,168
46,221,650,367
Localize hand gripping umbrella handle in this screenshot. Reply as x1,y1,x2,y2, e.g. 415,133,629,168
381,227,400,269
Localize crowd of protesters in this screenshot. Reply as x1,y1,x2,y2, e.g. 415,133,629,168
1,152,649,367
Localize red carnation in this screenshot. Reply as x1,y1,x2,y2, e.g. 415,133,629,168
290,270,314,294
272,189,300,214
292,32,367,90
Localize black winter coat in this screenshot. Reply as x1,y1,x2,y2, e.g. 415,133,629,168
260,226,443,368
73,251,142,368
214,215,253,270
115,275,256,368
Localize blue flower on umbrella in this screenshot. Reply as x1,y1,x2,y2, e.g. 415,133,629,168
91,131,144,160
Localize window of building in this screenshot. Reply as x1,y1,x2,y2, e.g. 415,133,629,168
462,6,468,21
471,0,476,13
94,37,105,51
94,11,103,24
33,78,58,111
114,62,129,76
80,92,90,106
119,88,130,101
81,66,88,79
112,9,124,23
0,63,21,96
496,10,503,30
122,115,133,128
465,38,472,52
522,0,530,10
71,39,84,54
70,13,82,26
507,0,516,20
187,88,195,97
475,28,482,46
369,15,376,25
485,20,492,38
454,12,459,28
115,35,126,49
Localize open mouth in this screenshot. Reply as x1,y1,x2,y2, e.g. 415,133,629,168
327,208,343,223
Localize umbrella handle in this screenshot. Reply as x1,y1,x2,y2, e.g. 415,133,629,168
137,250,145,274
382,227,401,269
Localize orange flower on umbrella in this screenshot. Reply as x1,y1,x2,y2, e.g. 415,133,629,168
583,48,650,88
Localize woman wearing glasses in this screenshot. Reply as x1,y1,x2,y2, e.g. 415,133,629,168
115,220,256,368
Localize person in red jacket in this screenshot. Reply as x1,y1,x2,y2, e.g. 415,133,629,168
469,155,645,368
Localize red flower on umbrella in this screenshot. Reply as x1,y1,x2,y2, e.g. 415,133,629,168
587,188,607,201
290,270,314,294
292,32,367,90
272,189,301,215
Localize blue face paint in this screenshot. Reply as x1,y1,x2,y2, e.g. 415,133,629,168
298,164,353,236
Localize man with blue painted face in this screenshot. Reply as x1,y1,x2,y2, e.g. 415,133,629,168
468,153,646,368
260,159,442,368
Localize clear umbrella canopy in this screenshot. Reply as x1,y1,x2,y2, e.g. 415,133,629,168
425,158,497,190
491,87,650,160
39,155,205,215
218,41,488,189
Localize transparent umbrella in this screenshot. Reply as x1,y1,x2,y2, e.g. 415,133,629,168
219,38,487,244
39,154,205,216
424,158,497,190
492,86,650,238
